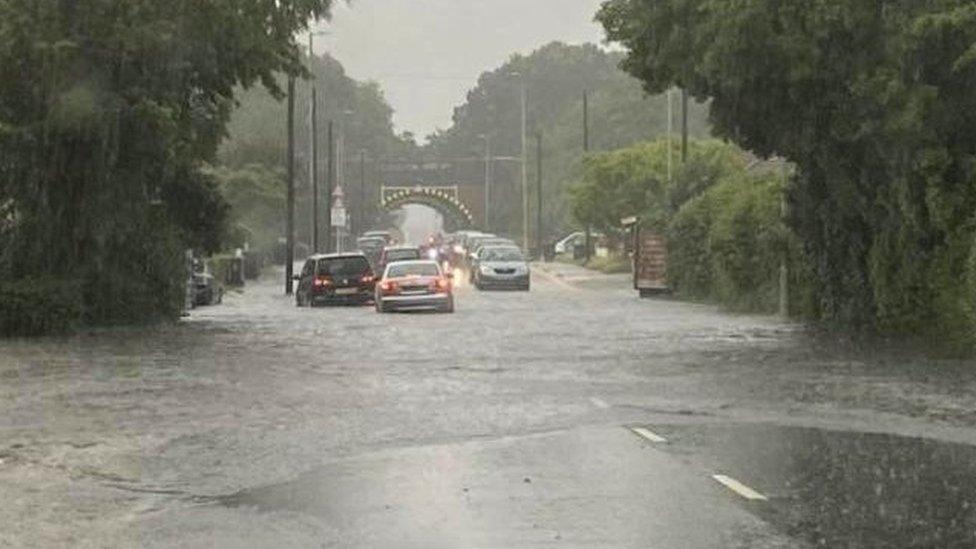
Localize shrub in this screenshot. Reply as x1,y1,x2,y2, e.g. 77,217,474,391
667,173,797,313
0,277,82,336
666,194,714,300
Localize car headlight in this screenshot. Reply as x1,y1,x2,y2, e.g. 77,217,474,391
480,265,493,275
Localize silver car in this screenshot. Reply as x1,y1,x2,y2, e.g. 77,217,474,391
473,246,530,291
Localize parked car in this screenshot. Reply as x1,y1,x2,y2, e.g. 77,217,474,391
190,258,223,306
375,260,454,313
377,245,422,274
473,246,530,291
294,253,376,307
192,270,224,306
553,231,607,258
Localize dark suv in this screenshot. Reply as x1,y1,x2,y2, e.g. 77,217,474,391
295,253,376,306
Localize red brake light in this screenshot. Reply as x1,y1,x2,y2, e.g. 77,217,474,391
362,274,375,283
435,278,450,291
381,280,398,294
313,277,332,287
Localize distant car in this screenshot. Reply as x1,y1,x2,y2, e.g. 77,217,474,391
468,239,517,281
363,230,396,245
473,246,530,291
462,234,501,267
294,253,376,307
356,236,387,270
554,231,604,255
378,245,422,274
375,260,454,313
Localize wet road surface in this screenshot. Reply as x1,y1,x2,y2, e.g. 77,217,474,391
1,261,975,547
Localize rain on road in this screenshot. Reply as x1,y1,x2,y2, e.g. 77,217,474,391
2,262,975,547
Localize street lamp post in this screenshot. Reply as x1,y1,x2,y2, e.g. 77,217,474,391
478,134,492,231
511,71,529,253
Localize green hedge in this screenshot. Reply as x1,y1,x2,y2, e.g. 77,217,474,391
667,174,801,313
0,278,83,336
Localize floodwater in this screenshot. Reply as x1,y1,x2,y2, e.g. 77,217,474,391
1,262,975,546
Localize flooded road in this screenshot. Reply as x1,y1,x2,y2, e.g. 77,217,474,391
647,423,976,548
1,262,975,547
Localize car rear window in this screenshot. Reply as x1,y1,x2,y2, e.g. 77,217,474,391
386,249,420,262
387,263,440,278
317,257,370,276
482,247,524,261
357,238,385,249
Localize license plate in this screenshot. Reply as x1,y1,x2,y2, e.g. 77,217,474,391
335,288,359,296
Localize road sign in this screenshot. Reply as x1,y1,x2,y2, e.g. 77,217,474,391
332,207,347,227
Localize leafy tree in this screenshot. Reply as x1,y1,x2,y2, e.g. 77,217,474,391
220,52,417,243
569,139,744,234
599,0,976,343
427,41,710,239
0,0,333,329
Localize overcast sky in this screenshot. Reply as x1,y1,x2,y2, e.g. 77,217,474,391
313,0,607,139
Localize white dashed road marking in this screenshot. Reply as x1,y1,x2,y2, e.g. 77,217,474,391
712,474,768,501
589,397,610,409
630,427,668,443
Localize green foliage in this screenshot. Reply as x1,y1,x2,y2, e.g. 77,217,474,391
219,53,413,241
667,173,792,313
599,0,976,344
569,139,744,234
209,164,285,253
426,42,710,239
0,0,333,334
666,194,713,300
0,278,82,337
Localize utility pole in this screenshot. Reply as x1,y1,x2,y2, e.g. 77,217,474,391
582,90,589,152
285,77,296,295
325,120,334,253
681,88,689,163
779,161,790,317
536,132,543,261
520,77,529,253
583,90,592,264
359,149,366,236
480,134,492,231
666,89,674,183
311,85,319,253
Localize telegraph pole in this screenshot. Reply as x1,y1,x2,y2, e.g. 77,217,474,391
582,90,589,152
480,134,492,231
583,90,592,264
681,88,689,163
359,149,366,236
285,77,296,295
520,78,529,253
536,132,543,261
311,86,319,253
325,120,334,253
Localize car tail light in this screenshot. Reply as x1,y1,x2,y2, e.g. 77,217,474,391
434,278,450,292
313,277,332,288
361,274,375,283
380,280,398,294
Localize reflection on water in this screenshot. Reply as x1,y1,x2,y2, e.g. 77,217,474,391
663,424,976,548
